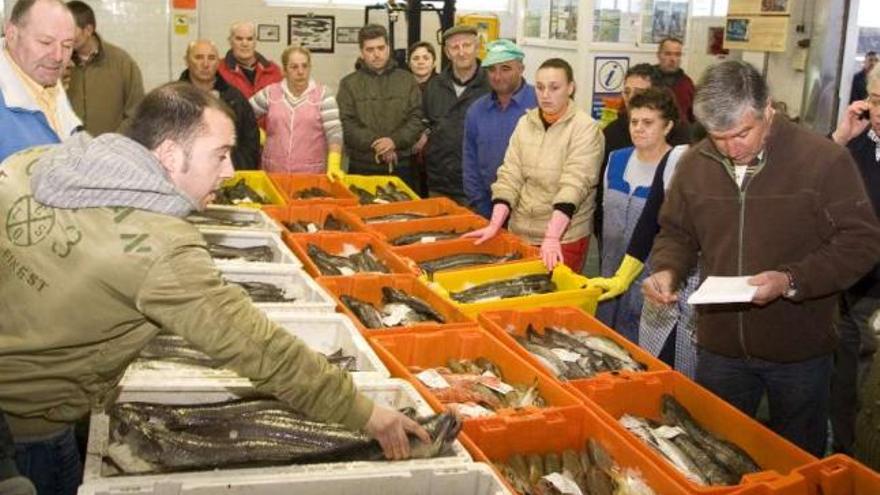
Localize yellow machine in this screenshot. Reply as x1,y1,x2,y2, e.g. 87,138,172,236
455,14,499,59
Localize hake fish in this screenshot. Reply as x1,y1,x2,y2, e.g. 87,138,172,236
214,179,268,205
307,244,389,276
350,182,413,205
619,396,761,487
364,212,436,224
390,230,463,246
207,243,274,262
186,211,259,228
450,274,556,303
227,280,295,303
108,399,461,473
294,187,331,199
419,252,522,275
285,214,351,233
340,289,445,329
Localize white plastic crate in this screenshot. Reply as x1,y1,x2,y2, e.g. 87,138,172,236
81,380,474,494
187,205,282,233
79,462,511,495
201,229,301,270
120,312,389,388
220,266,336,313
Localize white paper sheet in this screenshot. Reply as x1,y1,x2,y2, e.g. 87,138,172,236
687,276,758,305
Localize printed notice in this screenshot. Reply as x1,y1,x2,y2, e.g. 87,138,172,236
688,276,758,305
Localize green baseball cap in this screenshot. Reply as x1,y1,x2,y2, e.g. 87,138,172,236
483,39,524,67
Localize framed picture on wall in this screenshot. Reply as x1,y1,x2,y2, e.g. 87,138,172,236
257,24,280,43
288,14,335,53
336,26,360,44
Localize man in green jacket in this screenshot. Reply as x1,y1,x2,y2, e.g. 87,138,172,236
336,24,424,191
66,1,144,135
0,82,427,495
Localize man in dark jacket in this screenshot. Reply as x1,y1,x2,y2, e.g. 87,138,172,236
654,37,694,124
644,61,880,457
850,51,878,104
336,24,424,191
179,39,259,170
422,24,490,203
830,68,880,455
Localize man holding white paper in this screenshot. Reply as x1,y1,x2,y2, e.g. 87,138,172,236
643,61,880,457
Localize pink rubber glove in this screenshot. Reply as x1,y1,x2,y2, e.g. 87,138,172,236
462,203,509,245
541,210,571,271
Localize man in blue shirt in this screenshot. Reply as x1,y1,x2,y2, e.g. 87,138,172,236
462,40,537,218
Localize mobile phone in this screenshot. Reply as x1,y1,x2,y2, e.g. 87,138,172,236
859,108,870,120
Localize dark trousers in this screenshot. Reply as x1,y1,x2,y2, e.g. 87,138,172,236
14,427,81,495
348,161,420,198
831,292,880,454
696,348,832,457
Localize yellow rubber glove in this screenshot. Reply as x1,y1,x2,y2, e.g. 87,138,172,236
590,254,645,301
326,150,344,181
259,128,266,147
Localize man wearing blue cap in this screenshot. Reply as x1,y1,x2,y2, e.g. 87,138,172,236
462,39,536,218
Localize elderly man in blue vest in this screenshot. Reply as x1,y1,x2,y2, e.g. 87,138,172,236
0,0,82,162
462,40,537,218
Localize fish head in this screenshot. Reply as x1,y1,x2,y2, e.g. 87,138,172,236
409,412,462,458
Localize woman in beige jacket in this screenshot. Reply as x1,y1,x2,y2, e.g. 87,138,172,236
464,58,604,271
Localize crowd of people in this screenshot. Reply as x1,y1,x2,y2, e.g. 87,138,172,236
2,1,880,494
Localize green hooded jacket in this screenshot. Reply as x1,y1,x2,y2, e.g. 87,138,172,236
0,135,372,438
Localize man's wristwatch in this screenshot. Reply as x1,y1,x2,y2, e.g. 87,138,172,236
782,269,798,299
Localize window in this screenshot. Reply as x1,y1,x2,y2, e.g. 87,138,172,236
266,0,510,11
524,0,577,41
692,0,729,17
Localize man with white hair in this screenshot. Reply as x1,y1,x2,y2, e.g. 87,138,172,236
217,20,282,99
644,60,880,457
0,0,82,161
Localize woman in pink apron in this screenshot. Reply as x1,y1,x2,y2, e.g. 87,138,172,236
250,46,342,174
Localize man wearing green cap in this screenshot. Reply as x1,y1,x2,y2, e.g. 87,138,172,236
462,39,536,218
422,24,490,203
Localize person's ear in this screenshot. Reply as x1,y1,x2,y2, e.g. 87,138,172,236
153,139,184,175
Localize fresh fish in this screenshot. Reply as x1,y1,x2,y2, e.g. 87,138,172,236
294,187,331,199
207,243,274,262
350,184,381,205
669,431,738,485
349,245,389,273
364,212,433,223
186,211,258,228
390,230,462,246
214,179,268,205
340,295,385,329
450,274,556,303
323,214,350,231
108,400,461,473
620,414,708,486
227,280,295,303
377,182,413,202
419,252,522,275
307,244,358,276
284,215,350,234
323,349,358,372
381,287,445,323
660,395,760,479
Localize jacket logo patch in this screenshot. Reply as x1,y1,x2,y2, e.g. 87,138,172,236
6,195,55,246
121,233,152,253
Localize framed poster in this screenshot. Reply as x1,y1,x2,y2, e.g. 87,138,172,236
336,26,360,44
288,15,335,53
257,24,280,43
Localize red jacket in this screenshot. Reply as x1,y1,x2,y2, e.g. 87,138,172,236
217,50,283,100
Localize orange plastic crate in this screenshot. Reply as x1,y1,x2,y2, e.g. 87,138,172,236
363,214,489,246
286,232,413,278
572,370,817,494
347,197,472,226
729,455,880,495
316,274,473,334
392,235,540,277
478,307,670,387
368,325,583,419
263,204,364,235
268,173,359,206
463,405,690,494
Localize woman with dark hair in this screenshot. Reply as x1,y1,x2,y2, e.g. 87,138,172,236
463,58,603,272
408,41,437,92
591,86,697,376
